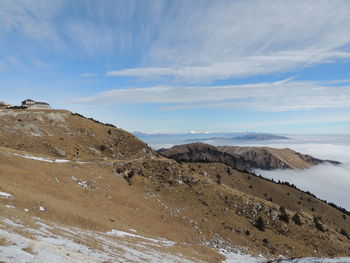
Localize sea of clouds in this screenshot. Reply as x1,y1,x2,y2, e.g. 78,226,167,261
253,136,350,211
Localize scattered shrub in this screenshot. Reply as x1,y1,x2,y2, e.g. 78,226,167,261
340,229,350,240
255,216,265,231
292,213,303,226
99,145,107,152
314,216,325,232
279,207,289,223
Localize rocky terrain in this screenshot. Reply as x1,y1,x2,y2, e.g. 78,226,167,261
158,143,340,170
0,109,349,262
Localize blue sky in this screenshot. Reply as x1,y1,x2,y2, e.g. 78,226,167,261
1,0,350,134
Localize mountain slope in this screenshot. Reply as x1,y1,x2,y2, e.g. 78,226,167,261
0,109,349,262
0,109,154,160
159,143,339,170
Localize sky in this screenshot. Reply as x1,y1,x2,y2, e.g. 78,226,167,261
1,0,350,134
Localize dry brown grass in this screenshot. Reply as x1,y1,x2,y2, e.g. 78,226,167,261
0,109,349,261
22,245,35,255
0,237,12,246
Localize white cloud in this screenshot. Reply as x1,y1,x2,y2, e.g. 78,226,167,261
234,137,350,211
76,79,350,112
214,114,350,131
0,0,65,43
65,22,115,57
107,51,350,82
3,0,350,80
107,0,350,82
256,163,350,211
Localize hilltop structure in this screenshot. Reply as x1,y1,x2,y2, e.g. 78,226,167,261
22,99,51,109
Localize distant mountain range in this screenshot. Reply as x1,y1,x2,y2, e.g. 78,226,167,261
133,131,290,149
185,134,289,142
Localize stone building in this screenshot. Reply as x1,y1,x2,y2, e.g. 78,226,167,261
22,99,51,109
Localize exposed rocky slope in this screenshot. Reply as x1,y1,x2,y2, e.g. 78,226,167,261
0,109,349,262
158,143,340,170
0,109,154,160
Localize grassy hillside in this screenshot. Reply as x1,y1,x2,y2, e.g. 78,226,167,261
0,109,349,262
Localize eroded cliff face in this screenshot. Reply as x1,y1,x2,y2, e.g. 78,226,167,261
158,143,339,171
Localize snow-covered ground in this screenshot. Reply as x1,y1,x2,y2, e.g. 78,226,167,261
2,215,349,263
0,191,13,198
220,249,265,263
0,217,195,263
268,258,350,263
0,149,91,165
1,215,350,263
11,152,70,163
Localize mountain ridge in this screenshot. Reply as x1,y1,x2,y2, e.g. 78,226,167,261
0,109,349,262
158,142,340,171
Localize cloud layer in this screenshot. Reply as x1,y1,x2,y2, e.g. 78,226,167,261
254,140,350,211
76,79,350,112
4,1,349,81
256,164,350,211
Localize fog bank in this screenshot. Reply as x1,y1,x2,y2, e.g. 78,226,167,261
255,163,350,211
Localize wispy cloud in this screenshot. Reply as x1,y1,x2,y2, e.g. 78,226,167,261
219,113,350,131
76,79,350,111
65,22,115,57
0,0,66,47
2,0,350,81
107,51,350,82
107,0,350,82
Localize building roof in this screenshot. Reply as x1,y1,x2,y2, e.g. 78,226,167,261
22,99,50,105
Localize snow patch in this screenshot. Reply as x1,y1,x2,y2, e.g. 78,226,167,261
269,258,350,263
11,152,69,163
0,191,13,198
107,229,176,247
221,253,264,263
0,217,194,263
